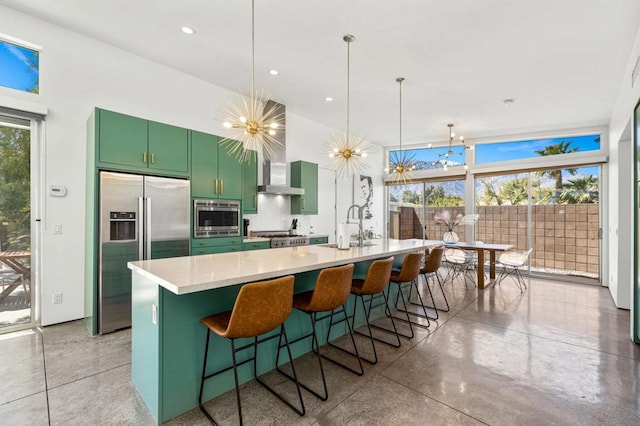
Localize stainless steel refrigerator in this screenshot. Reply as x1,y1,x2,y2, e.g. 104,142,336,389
99,171,190,334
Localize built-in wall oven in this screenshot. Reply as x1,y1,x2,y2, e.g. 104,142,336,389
193,199,240,238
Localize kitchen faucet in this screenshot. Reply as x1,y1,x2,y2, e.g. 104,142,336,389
346,204,364,247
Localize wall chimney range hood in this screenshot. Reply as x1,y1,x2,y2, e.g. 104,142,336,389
257,100,305,196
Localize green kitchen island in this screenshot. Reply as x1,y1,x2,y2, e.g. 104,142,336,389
127,238,440,423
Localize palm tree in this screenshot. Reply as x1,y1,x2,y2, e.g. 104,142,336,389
535,140,578,200
559,175,599,204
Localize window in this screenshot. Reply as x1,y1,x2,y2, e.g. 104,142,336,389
0,39,40,93
388,146,467,171
475,135,600,164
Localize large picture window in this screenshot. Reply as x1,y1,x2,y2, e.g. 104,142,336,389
475,135,600,164
0,39,40,94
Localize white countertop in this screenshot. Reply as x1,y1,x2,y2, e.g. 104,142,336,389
128,239,442,295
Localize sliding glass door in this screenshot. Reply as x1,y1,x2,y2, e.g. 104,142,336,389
0,115,33,332
475,166,600,282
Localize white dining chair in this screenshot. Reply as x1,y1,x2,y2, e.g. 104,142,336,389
495,248,533,292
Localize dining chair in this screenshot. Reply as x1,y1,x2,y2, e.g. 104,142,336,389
495,248,533,292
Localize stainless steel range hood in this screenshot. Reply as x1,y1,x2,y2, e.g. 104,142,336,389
257,101,305,196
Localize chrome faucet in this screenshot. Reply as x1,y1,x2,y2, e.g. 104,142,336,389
346,204,364,247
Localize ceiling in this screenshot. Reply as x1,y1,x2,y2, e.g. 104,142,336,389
2,0,640,147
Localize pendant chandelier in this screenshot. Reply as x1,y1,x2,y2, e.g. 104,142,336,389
220,0,284,163
386,77,415,184
326,34,368,177
430,123,468,171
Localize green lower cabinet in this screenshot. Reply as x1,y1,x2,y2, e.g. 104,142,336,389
191,237,243,255
192,245,242,255
242,241,270,251
192,237,242,247
309,237,329,245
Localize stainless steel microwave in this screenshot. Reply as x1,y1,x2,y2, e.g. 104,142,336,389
193,199,240,238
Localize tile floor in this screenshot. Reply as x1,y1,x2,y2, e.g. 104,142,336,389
1,276,639,425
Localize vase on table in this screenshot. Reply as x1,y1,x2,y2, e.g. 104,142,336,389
443,230,459,243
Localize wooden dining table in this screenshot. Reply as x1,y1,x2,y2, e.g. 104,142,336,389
0,251,31,304
443,242,514,289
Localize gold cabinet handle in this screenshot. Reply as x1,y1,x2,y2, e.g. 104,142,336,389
143,152,147,163
252,244,261,248
198,250,205,254
231,247,238,251
302,197,305,210
150,153,155,164
214,179,218,194
221,179,224,194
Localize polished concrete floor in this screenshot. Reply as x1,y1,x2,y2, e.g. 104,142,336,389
1,275,639,425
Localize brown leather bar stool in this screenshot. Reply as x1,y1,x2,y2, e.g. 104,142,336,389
277,263,362,401
327,256,398,365
387,252,428,338
414,246,447,320
198,275,304,425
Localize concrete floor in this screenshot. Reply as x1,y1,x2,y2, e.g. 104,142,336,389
0,275,638,425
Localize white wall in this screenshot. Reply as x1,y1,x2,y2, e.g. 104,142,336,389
0,7,380,326
608,24,640,314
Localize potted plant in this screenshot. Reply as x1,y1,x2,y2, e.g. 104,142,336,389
434,211,479,243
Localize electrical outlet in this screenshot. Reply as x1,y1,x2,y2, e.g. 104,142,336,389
53,293,63,304
53,224,62,234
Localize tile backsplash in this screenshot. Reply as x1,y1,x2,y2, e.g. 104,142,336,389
244,194,321,236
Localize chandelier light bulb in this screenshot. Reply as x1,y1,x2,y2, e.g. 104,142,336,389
268,129,276,136
270,122,278,129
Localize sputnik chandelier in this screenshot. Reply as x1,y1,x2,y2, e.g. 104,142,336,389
220,0,284,163
326,34,369,177
386,77,415,185
429,123,469,170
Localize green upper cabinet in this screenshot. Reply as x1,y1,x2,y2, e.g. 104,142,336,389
191,131,242,200
290,160,318,215
98,109,148,169
191,131,218,197
242,151,258,213
148,121,189,173
217,142,243,199
97,109,189,176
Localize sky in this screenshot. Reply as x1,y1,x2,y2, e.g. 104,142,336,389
0,41,39,92
391,134,601,169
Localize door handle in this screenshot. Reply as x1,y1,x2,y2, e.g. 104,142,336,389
137,197,144,260
302,197,305,210
150,153,155,164
143,152,147,164
221,179,224,194
214,179,218,194
146,197,152,259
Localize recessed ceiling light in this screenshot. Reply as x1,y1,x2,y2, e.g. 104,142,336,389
269,69,279,75
325,97,333,102
181,26,195,35
503,98,515,106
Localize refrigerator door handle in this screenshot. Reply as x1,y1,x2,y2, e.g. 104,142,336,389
138,197,144,260
146,197,152,259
